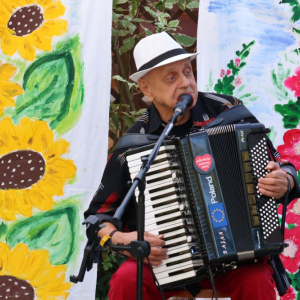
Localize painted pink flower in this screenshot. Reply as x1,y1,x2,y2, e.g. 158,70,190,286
277,129,300,171
234,77,242,87
226,69,231,76
278,198,300,226
234,58,241,68
220,69,225,77
284,67,300,97
279,226,300,274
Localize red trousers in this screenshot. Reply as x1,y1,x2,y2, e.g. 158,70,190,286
108,258,276,300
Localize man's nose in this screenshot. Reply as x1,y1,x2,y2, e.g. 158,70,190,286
179,74,190,88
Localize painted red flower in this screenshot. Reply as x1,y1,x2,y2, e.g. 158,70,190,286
277,129,300,171
277,285,296,300
279,226,300,274
284,67,300,97
278,199,300,226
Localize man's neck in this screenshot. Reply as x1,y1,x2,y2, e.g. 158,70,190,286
157,108,191,126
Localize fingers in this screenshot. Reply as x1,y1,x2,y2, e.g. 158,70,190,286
256,162,289,199
265,161,280,171
144,247,168,266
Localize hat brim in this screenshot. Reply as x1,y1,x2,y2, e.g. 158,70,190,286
129,52,200,83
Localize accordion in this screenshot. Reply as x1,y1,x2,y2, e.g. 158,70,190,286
125,123,284,290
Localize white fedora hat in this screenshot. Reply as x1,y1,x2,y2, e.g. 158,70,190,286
130,32,199,82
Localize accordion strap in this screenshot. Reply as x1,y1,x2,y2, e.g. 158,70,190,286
114,133,160,151
204,104,257,129
114,104,256,151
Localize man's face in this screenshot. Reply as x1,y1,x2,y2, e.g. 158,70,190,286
138,58,198,122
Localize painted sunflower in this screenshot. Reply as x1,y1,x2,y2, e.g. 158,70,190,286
0,60,23,115
0,242,71,299
0,117,76,221
0,0,68,61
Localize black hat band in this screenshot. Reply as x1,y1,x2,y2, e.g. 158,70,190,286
137,48,188,72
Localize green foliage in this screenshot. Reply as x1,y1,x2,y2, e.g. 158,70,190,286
214,41,255,95
274,98,300,128
0,222,7,240
6,202,78,265
96,248,127,300
11,36,84,134
280,0,300,22
110,0,199,150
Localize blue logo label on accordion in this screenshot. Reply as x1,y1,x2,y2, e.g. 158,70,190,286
209,203,228,229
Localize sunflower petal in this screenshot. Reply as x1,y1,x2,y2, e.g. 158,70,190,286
17,37,36,61
15,191,33,217
32,265,66,289
0,81,23,98
29,33,52,51
29,120,53,152
22,249,50,281
43,0,66,20
0,190,17,221
35,173,64,196
0,242,10,275
7,244,30,278
45,139,70,162
25,188,54,211
0,93,16,108
0,30,18,57
0,63,17,81
0,117,18,152
17,117,35,147
39,19,68,37
47,158,76,179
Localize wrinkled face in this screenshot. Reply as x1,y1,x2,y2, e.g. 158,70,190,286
138,58,198,123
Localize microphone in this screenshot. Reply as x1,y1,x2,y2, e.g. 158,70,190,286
171,93,193,123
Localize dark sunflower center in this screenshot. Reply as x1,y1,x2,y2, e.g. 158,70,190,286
0,275,35,300
0,150,45,190
7,5,44,37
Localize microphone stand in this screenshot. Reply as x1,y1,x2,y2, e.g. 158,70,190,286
112,106,184,300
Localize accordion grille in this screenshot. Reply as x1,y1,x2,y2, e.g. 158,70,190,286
207,125,253,253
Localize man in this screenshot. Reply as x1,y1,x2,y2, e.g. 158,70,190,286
85,32,300,300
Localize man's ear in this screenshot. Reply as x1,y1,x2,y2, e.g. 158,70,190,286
138,77,154,102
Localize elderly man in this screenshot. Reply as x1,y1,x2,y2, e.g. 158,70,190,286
85,32,300,300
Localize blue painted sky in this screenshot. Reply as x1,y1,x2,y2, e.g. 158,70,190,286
207,0,295,77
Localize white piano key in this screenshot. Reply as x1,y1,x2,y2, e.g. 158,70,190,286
155,260,203,278
146,219,184,232
165,235,189,247
126,145,175,162
127,152,173,168
145,203,179,220
145,211,182,226
144,194,179,209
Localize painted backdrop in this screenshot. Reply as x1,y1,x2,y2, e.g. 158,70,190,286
0,0,112,299
197,1,300,299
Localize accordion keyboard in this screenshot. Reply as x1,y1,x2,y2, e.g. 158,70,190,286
126,145,204,286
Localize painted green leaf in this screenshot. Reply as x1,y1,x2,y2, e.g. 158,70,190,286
280,0,298,6
0,222,7,240
6,203,78,265
292,6,300,22
172,33,196,47
275,99,300,128
13,36,84,134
